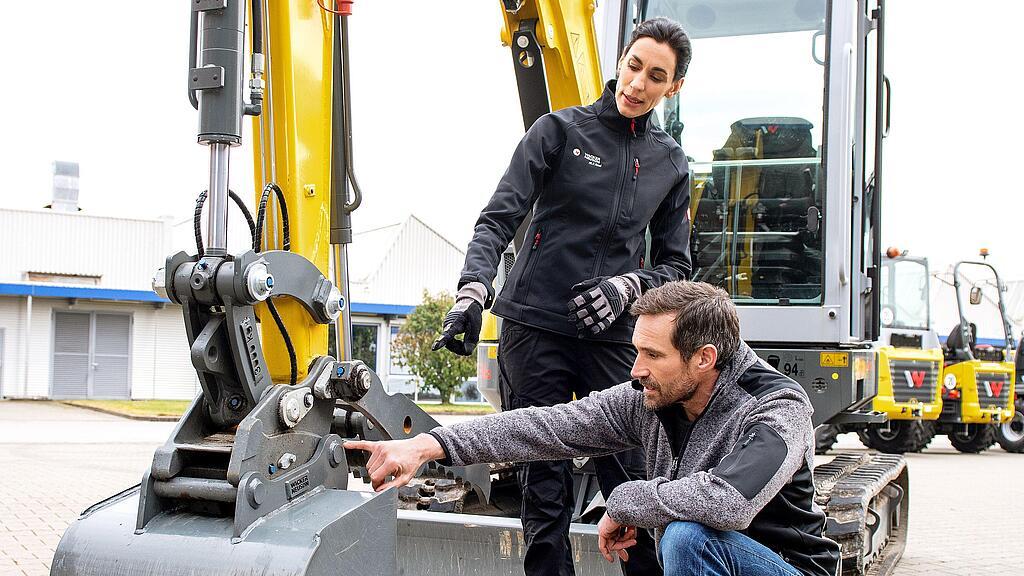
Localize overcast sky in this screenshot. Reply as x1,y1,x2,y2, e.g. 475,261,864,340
2,1,1022,286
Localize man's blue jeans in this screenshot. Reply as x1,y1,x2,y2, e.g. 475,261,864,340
659,522,802,576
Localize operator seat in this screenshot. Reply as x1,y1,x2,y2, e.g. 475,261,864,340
692,117,821,300
944,321,977,362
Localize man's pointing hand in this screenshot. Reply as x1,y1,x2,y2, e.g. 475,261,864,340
344,434,445,492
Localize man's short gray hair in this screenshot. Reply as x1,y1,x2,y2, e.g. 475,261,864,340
630,281,740,370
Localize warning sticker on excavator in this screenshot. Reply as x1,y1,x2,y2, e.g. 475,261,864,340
820,352,849,367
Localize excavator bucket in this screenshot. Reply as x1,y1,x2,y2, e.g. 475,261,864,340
51,485,398,576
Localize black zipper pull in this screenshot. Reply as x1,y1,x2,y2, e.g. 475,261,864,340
532,231,542,250
633,158,640,180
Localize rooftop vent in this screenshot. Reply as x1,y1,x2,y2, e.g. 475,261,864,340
50,161,80,212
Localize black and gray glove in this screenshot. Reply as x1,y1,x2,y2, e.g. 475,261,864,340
567,274,642,336
432,282,488,356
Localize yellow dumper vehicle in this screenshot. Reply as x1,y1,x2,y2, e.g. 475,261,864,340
932,258,1018,453
819,253,1020,455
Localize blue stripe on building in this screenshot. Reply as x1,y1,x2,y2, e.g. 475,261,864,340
0,282,415,316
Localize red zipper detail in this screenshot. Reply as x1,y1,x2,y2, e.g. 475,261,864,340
633,158,640,180
630,118,636,136
532,231,542,250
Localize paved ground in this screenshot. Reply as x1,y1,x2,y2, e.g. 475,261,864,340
1,400,1021,575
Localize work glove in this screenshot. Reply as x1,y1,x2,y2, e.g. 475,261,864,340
432,282,488,356
568,274,642,336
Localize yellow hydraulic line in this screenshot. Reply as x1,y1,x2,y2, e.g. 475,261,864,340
500,0,605,111
251,0,335,382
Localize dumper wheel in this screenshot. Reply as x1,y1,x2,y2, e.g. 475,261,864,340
814,425,840,454
949,424,996,453
858,421,934,454
995,404,1024,453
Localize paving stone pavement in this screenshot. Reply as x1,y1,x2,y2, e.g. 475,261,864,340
1,400,1021,575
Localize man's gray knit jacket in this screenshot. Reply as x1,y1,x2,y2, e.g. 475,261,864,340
429,342,840,576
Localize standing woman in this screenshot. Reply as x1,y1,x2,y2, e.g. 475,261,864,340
434,18,693,576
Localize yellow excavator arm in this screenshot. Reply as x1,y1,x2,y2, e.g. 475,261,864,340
499,0,605,127
250,3,336,382
252,0,608,382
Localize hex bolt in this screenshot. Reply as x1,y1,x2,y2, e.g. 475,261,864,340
329,441,344,468
303,391,314,408
357,368,372,393
247,477,266,509
284,397,301,423
227,395,243,411
278,453,297,470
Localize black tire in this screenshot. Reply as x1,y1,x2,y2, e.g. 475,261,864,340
995,404,1024,453
949,424,997,454
814,424,840,455
857,420,935,454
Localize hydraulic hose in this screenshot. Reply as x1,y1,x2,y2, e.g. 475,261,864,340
251,0,263,55
253,181,297,385
193,189,256,257
255,182,291,251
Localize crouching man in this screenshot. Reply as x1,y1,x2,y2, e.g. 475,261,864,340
346,281,840,576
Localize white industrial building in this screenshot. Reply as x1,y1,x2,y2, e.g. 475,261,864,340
0,207,197,400
0,192,467,400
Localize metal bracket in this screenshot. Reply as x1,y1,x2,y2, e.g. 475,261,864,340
189,66,225,91
337,363,492,503
279,388,315,428
192,0,228,11
828,410,887,425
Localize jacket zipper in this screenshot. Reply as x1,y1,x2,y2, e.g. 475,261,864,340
517,228,543,289
593,126,633,276
626,157,640,216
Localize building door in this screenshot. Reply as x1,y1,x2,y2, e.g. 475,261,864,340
52,311,132,399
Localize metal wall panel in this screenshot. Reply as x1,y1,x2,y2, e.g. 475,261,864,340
147,306,201,400
0,300,17,397
26,300,52,397
0,329,5,397
0,208,166,290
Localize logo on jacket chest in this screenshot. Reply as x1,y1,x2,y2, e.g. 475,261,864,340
572,148,602,168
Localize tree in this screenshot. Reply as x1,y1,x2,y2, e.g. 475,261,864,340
392,291,476,404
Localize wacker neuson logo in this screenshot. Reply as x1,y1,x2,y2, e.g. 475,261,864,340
573,148,603,168
572,147,602,167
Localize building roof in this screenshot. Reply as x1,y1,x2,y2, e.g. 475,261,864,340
348,215,465,306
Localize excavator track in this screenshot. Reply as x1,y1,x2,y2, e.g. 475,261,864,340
813,453,909,576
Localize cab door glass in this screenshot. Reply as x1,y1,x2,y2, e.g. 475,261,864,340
638,0,828,305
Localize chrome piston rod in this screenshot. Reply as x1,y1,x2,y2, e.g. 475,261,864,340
206,143,231,255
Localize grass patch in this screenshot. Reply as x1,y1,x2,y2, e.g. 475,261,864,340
65,399,190,418
415,402,495,416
